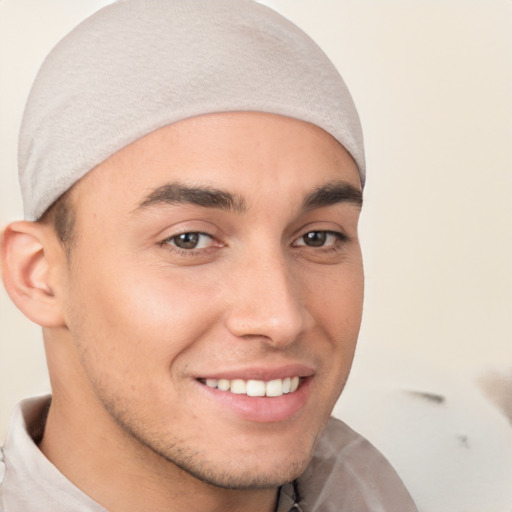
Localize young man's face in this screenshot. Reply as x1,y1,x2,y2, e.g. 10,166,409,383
54,112,364,489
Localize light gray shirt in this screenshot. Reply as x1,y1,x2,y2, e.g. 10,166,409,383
0,396,417,512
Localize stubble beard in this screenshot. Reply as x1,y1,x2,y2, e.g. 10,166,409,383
99,394,316,491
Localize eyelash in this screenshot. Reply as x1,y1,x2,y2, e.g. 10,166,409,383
292,230,348,250
160,232,217,256
160,229,348,256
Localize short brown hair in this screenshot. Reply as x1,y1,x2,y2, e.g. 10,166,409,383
39,189,76,248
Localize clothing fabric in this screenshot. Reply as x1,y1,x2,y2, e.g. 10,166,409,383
0,396,417,512
19,0,365,221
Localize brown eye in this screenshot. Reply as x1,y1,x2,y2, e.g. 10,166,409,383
174,233,200,249
302,231,327,247
293,231,345,248
165,232,213,250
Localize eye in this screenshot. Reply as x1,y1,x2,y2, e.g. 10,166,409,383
293,230,344,248
163,232,214,250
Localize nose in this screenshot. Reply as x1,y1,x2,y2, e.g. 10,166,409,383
224,249,310,348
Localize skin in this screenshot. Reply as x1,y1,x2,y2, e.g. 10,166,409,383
2,112,364,512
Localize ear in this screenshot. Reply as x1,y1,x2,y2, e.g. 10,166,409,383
1,221,67,328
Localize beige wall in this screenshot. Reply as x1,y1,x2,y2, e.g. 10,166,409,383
1,0,511,441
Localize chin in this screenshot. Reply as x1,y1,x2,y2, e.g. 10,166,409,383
123,417,316,490
99,382,326,490
167,450,313,490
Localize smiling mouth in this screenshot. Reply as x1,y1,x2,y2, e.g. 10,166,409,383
198,377,301,397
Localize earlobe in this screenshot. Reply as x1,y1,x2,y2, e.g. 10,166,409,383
1,221,66,328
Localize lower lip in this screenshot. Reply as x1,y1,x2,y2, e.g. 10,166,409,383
196,378,312,423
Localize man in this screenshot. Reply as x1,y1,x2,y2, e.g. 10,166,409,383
0,1,417,511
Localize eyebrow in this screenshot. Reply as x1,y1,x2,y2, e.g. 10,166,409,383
302,181,363,210
135,183,247,213
134,180,362,215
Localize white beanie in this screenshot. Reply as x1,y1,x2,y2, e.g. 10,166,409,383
19,0,365,221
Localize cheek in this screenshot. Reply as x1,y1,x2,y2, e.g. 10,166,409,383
302,258,364,334
299,258,364,385
65,256,223,381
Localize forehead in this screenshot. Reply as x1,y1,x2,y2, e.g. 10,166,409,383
70,112,360,214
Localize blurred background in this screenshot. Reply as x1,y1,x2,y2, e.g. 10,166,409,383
1,1,511,510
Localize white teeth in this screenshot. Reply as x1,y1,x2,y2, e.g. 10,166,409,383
202,376,302,397
265,379,283,397
218,379,230,391
230,379,247,394
206,379,218,388
246,380,266,397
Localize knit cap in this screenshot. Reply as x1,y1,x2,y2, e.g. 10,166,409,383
19,0,365,220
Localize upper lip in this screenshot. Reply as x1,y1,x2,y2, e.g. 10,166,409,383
196,363,315,382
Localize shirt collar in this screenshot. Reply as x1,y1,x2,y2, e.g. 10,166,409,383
1,396,108,512
276,481,302,512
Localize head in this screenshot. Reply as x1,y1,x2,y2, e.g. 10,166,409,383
2,0,365,492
